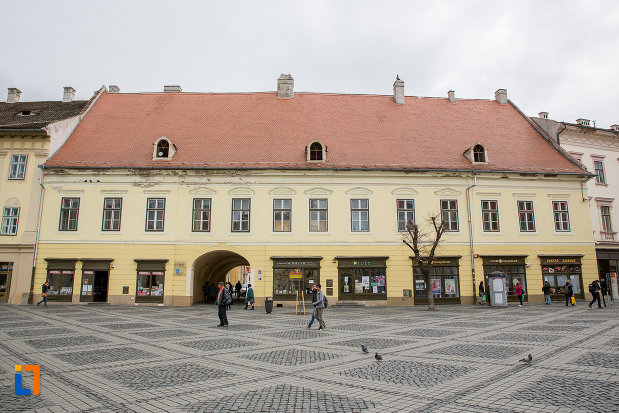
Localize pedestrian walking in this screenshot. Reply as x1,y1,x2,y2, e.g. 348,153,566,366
235,281,242,299
478,281,485,305
312,284,326,330
565,279,575,306
588,280,602,309
542,281,552,305
215,281,232,327
36,281,49,307
600,279,608,307
227,282,234,309
515,282,524,307
208,283,218,305
202,281,209,304
244,283,255,310
306,284,318,328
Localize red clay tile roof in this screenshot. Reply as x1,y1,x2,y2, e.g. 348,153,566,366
45,91,586,174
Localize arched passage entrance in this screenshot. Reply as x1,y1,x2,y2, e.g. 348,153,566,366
192,250,250,304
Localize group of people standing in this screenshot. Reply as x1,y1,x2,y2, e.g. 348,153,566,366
478,278,610,308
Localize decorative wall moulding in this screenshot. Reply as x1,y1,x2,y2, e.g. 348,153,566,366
304,187,332,196
268,187,296,196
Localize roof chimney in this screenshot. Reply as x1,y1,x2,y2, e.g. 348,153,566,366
393,76,405,104
495,89,507,104
576,118,591,126
448,90,455,103
538,111,548,119
63,87,76,102
164,85,182,93
611,124,619,132
277,74,294,99
109,85,120,94
7,88,21,103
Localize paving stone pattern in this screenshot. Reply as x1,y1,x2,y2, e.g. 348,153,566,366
181,384,379,413
242,348,342,366
1,302,618,412
514,376,618,413
103,362,230,390
341,359,472,387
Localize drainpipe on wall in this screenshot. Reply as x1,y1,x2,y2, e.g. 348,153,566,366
465,171,477,304
30,165,46,303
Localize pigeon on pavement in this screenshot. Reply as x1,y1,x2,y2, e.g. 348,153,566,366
519,354,532,362
375,352,383,361
361,345,369,354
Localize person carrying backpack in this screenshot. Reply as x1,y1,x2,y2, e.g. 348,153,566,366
588,280,602,309
312,284,326,330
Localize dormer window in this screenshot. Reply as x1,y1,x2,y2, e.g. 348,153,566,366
473,145,486,162
306,141,326,162
463,142,488,164
16,110,37,117
157,140,169,158
152,136,176,160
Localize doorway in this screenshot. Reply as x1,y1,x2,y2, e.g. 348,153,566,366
93,271,109,302
0,263,13,302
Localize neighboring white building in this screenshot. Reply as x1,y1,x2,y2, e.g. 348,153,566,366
532,113,619,296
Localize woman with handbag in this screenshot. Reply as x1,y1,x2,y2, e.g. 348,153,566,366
244,284,254,310
514,282,524,307
37,281,49,307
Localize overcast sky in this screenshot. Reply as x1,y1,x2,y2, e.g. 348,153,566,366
1,0,618,127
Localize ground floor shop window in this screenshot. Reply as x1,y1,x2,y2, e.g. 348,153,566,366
540,256,583,299
337,257,387,300
0,262,13,302
135,260,167,303
272,257,321,300
482,257,527,302
413,257,461,303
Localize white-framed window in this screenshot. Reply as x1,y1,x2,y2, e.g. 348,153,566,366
481,200,500,232
552,201,570,232
397,199,415,231
517,201,535,232
8,154,27,180
273,199,291,232
231,198,250,232
594,160,606,184
146,198,165,232
102,198,122,231
601,205,613,232
309,199,328,232
59,198,80,231
192,198,211,232
351,199,369,232
440,199,459,232
1,207,19,235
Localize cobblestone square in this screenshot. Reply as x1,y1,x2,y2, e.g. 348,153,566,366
1,303,618,412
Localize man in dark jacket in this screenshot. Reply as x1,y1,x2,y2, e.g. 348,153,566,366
588,280,602,309
600,279,608,307
37,281,49,307
306,284,318,329
202,282,209,304
208,283,218,305
215,281,232,327
235,281,242,299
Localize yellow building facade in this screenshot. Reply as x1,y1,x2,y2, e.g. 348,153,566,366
34,168,597,306
32,80,598,307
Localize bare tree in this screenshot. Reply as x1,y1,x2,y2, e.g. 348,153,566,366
402,214,447,311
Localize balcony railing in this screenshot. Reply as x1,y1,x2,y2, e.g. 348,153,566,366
600,231,616,241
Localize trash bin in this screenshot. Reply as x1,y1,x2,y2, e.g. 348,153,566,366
265,297,273,313
488,271,508,307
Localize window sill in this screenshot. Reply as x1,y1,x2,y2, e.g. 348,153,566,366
553,231,573,235
270,231,294,235
595,183,608,187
